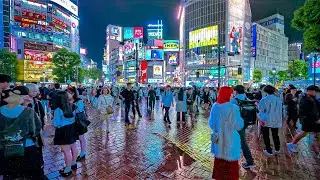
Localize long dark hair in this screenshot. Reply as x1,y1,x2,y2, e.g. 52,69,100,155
67,86,80,102
56,91,74,118
178,88,184,101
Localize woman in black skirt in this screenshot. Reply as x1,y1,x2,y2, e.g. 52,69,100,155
52,91,78,177
67,87,88,161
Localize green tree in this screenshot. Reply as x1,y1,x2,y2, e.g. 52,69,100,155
292,0,320,52
277,71,290,82
253,69,262,83
52,48,81,83
0,49,18,80
77,67,88,83
288,59,308,80
88,68,102,80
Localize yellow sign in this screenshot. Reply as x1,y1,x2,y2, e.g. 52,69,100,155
164,40,179,50
189,25,218,49
18,60,55,82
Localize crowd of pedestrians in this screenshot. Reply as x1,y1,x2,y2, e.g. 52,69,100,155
1,72,320,179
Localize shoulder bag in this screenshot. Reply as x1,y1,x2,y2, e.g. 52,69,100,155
103,96,114,114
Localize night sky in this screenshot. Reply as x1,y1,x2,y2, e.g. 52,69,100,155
78,0,305,68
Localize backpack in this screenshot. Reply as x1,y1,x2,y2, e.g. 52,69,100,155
235,98,257,126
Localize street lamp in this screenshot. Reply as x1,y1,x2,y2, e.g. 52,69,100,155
272,68,276,86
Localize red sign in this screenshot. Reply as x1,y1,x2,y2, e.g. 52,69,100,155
134,27,143,38
140,60,147,84
22,10,46,21
24,50,53,62
52,17,68,29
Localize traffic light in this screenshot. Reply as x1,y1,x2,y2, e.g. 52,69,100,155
196,71,200,78
237,67,242,75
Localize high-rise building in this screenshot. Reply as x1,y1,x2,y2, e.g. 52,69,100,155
103,25,122,81
0,0,80,83
181,0,252,86
252,23,288,78
256,14,285,35
288,43,303,61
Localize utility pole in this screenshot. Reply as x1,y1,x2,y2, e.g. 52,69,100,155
314,54,318,86
217,29,221,89
135,42,139,87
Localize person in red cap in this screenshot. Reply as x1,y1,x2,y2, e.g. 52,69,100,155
208,86,244,180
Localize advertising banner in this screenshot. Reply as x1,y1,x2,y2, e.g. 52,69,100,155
229,26,242,55
308,55,320,76
24,50,53,62
147,29,162,40
153,65,162,78
164,40,179,51
22,10,46,21
124,39,135,60
140,60,147,84
0,0,3,48
146,49,164,60
123,27,134,40
210,67,226,77
70,15,80,53
166,52,179,65
134,27,143,38
189,25,218,49
252,24,257,58
24,42,48,51
50,0,78,16
17,60,55,82
107,25,122,42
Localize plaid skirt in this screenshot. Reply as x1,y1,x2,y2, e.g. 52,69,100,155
212,158,239,180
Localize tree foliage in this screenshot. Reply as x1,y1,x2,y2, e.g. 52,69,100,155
277,71,290,82
253,69,262,83
0,49,18,81
288,59,308,79
52,48,81,83
88,68,102,80
292,0,320,52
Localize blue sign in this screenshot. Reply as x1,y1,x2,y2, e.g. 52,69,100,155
146,49,164,60
111,26,120,36
308,54,320,77
260,18,284,27
0,0,3,49
123,27,134,40
252,24,257,58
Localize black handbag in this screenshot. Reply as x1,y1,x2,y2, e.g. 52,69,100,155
75,111,91,127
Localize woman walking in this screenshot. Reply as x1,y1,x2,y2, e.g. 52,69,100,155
208,86,244,180
97,87,114,133
176,87,187,124
52,91,78,177
67,87,88,161
161,85,174,124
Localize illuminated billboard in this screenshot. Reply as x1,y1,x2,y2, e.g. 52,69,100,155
50,0,78,16
229,26,242,55
146,49,164,60
164,40,179,51
80,48,87,55
252,24,257,58
17,60,55,82
153,65,163,78
123,27,134,39
147,20,163,39
166,52,179,65
189,25,218,49
107,25,122,42
308,55,320,76
134,27,143,38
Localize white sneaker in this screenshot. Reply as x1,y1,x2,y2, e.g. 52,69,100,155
263,150,274,157
274,150,280,155
287,143,298,153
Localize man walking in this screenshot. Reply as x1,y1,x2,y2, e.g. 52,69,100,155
231,85,255,169
120,83,134,126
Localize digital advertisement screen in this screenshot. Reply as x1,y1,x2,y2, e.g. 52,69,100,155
166,52,179,65
107,25,122,42
123,39,135,56
123,27,134,40
252,24,257,58
189,25,218,49
308,55,320,75
146,49,164,60
229,26,242,55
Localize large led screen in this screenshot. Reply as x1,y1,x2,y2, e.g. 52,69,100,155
146,49,164,60
166,52,179,65
189,25,218,49
123,27,134,40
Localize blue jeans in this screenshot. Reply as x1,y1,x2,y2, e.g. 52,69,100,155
238,128,254,164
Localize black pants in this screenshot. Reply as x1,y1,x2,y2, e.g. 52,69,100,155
261,127,280,154
149,98,155,111
2,146,46,180
177,112,186,122
125,103,131,124
132,101,141,117
164,107,171,123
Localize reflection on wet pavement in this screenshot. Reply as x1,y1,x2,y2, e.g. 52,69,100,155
42,100,320,180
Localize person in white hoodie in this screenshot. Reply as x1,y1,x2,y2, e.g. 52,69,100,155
97,87,114,133
208,86,244,180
